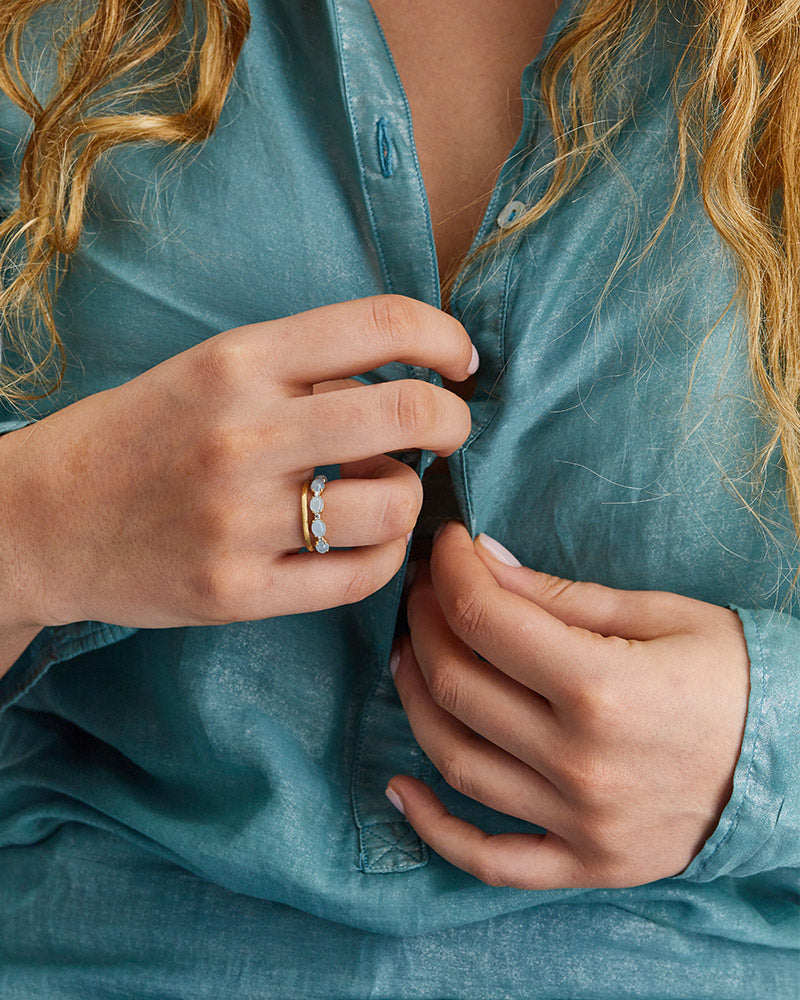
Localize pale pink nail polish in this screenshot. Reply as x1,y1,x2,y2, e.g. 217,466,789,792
389,645,401,679
467,344,480,375
385,787,405,815
476,533,522,567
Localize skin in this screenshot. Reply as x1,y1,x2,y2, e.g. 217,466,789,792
387,525,750,889
369,0,751,888
0,296,477,672
370,0,561,285
0,0,751,893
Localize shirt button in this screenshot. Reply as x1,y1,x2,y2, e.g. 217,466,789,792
496,199,527,230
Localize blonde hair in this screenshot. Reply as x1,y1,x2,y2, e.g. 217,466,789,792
1,0,799,532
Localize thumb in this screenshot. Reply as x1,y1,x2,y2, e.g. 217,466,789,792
473,533,690,641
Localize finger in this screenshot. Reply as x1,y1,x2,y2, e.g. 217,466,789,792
385,775,581,890
249,296,478,389
406,564,565,782
473,533,700,640
391,635,569,833
312,378,364,394
269,536,409,614
295,457,422,549
430,522,616,703
285,381,473,465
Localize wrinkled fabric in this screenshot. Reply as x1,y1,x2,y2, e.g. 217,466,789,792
0,0,798,996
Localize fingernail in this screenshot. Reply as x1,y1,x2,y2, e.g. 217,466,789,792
467,344,480,375
476,532,522,567
406,530,413,545
389,643,401,679
385,786,405,815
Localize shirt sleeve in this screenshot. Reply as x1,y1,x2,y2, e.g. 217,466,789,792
676,605,800,881
0,420,138,715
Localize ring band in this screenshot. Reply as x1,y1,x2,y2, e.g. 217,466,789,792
302,474,329,553
301,481,314,551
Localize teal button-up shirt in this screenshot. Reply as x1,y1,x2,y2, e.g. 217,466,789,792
1,1,798,995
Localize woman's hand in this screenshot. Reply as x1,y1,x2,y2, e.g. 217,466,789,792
387,522,751,889
0,296,476,642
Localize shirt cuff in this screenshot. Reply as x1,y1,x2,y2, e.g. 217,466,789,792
0,621,138,714
676,605,800,881
0,416,140,713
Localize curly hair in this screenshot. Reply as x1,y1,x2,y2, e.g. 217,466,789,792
1,0,798,533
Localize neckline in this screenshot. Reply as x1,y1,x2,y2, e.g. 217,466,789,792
361,0,579,313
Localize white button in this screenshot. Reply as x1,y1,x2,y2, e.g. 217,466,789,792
496,199,527,230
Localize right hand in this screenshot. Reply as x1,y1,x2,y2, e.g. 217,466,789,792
0,296,476,632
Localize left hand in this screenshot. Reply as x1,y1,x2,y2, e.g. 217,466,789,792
386,521,750,889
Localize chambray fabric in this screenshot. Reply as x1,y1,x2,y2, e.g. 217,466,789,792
0,0,798,996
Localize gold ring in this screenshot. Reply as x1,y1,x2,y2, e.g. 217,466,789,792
301,480,314,551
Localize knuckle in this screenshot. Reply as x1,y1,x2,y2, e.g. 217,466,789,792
427,660,463,715
449,585,487,643
368,294,420,354
538,574,582,605
379,483,421,536
188,552,246,621
566,671,619,726
194,334,250,390
340,564,380,605
388,381,437,439
436,750,479,802
471,846,509,889
561,748,614,805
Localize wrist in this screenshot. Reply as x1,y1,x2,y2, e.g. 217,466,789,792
0,425,56,639
0,622,43,679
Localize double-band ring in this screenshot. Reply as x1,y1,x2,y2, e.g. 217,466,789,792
301,474,329,553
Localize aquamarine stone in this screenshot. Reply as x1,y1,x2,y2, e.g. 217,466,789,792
311,520,327,537
315,538,330,554
309,496,324,514
311,475,327,493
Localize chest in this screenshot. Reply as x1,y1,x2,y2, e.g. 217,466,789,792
368,0,559,290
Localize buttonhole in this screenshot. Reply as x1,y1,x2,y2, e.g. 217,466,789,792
377,117,394,178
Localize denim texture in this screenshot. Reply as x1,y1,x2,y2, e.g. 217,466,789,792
0,0,797,995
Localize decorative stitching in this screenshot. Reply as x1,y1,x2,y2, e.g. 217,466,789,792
360,822,427,871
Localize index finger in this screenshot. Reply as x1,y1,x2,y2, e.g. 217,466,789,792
250,295,478,389
429,522,619,704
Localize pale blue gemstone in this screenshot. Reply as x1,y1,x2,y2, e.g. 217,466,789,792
309,496,324,514
315,538,330,554
311,520,327,537
311,475,327,493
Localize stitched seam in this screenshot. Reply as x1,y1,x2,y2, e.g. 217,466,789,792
362,826,424,866
363,844,423,868
363,3,438,301
349,599,383,834
332,1,393,293
2,622,119,707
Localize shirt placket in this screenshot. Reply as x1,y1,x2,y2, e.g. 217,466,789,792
327,0,573,874
328,0,441,873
